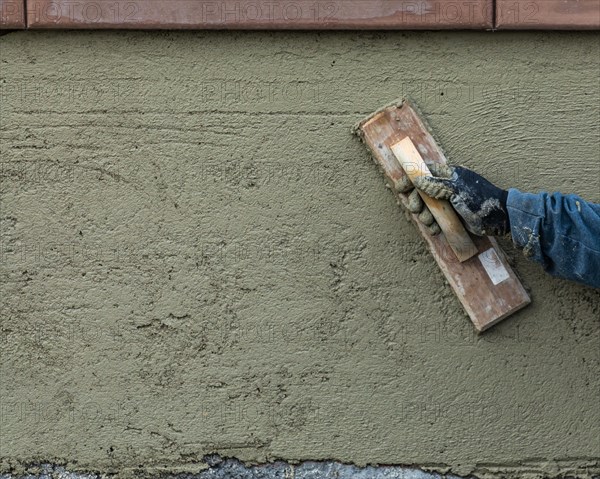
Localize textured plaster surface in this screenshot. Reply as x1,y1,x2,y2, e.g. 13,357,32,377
0,31,599,478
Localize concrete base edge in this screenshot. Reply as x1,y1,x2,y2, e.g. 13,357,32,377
0,456,473,479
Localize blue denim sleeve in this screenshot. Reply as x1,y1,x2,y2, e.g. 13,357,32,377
506,189,600,288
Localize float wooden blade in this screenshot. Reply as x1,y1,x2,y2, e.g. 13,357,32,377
354,99,530,332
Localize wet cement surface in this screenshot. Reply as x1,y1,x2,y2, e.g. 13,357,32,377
0,30,599,478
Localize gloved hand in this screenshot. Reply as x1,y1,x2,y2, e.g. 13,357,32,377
394,174,441,235
412,164,510,237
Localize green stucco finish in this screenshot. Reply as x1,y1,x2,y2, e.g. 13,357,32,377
1,31,599,478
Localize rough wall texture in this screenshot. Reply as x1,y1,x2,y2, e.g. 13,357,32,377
0,31,599,478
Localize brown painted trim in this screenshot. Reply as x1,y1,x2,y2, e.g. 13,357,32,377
0,0,25,28
496,0,600,29
27,0,493,29
3,1,600,33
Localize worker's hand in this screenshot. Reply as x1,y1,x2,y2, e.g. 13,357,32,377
394,175,441,235
412,164,510,236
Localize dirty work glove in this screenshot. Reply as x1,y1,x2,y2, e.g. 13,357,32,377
394,174,441,236
413,164,510,237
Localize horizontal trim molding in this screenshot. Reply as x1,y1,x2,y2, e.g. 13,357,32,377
1,0,598,31
496,0,600,29
0,0,25,28
26,0,493,29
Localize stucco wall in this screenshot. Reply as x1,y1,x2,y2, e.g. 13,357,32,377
1,31,599,478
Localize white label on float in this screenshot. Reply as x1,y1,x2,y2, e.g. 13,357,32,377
479,248,510,285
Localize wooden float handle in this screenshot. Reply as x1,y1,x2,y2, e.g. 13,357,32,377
391,137,479,262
